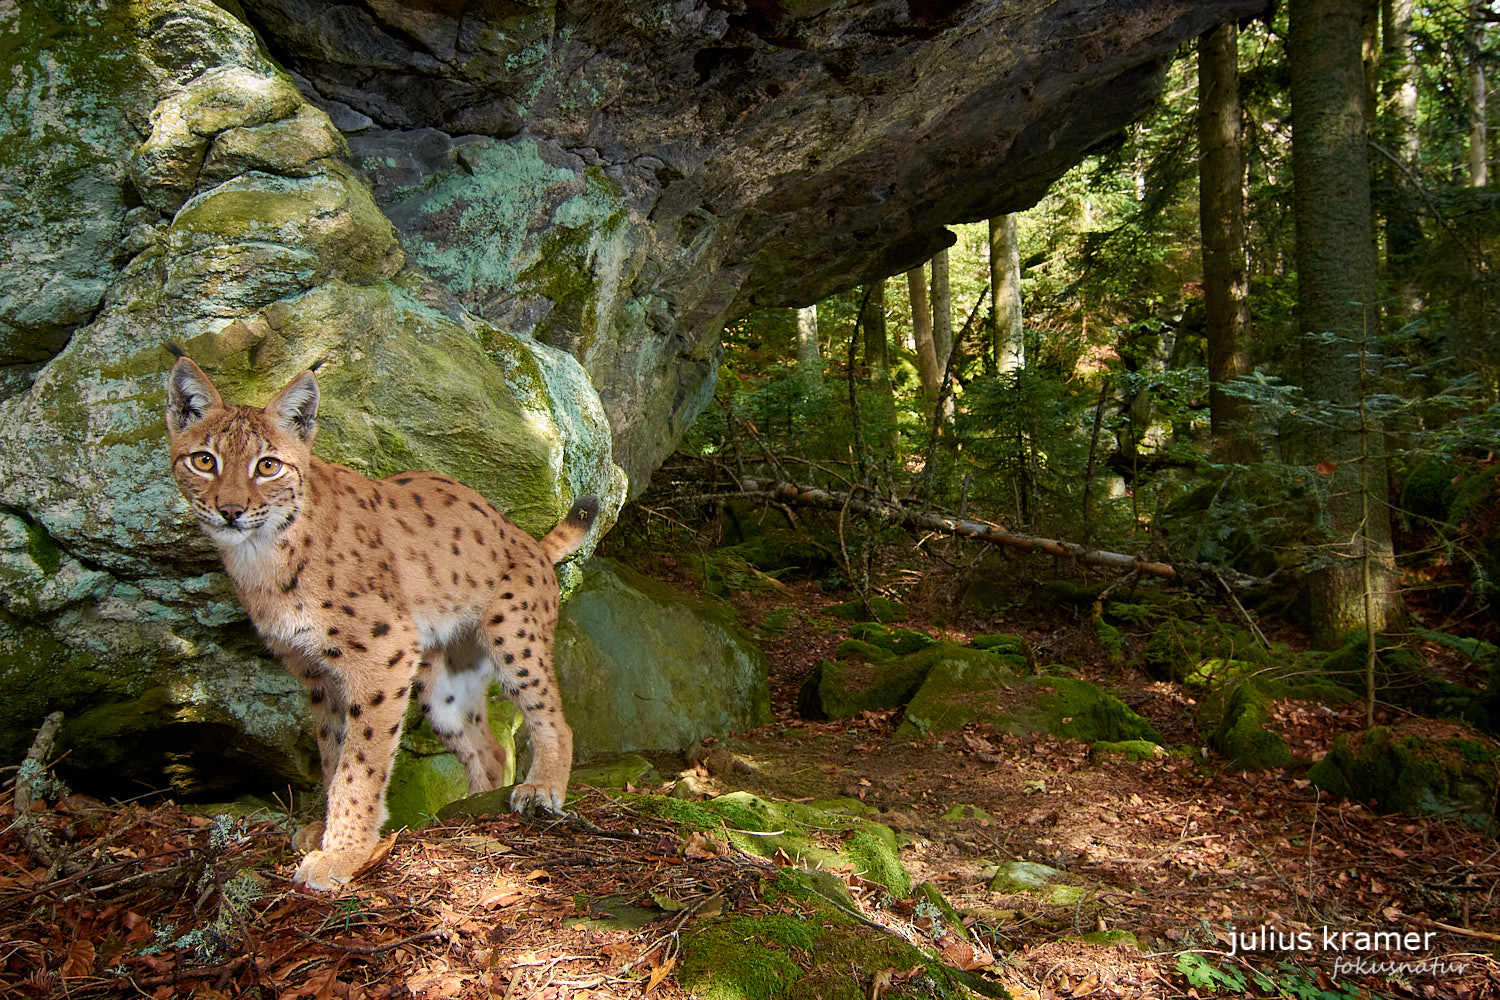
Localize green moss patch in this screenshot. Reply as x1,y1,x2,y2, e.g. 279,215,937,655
678,869,1000,1000
1309,723,1500,832
1204,676,1358,771
640,791,911,897
892,645,1159,745
848,622,934,656
798,655,934,721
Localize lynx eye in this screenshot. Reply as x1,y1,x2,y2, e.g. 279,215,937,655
188,452,217,474
255,457,284,477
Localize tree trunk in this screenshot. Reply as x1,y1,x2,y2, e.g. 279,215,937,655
1380,0,1423,325
860,280,899,454
1289,0,1403,644
1469,0,1490,187
796,304,821,383
930,247,953,373
861,280,888,378
908,264,940,396
989,214,1024,373
1198,21,1257,463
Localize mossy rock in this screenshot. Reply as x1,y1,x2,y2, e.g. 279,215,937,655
893,644,1160,745
942,803,997,823
848,622,934,656
1141,614,1266,683
386,702,520,831
1209,682,1291,770
643,791,910,896
678,869,1001,1000
797,653,934,721
570,752,656,789
987,860,1093,906
1076,930,1143,950
831,639,895,662
1317,633,1497,731
719,528,838,579
1200,672,1358,771
969,634,1026,656
1309,723,1500,832
556,558,771,759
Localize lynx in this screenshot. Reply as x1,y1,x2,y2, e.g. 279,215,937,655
164,351,597,889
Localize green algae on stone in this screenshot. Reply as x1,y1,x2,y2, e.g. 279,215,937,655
848,622,934,656
1210,682,1292,770
889,643,1157,744
969,633,1027,656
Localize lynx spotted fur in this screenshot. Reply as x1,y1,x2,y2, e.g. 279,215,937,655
165,353,596,889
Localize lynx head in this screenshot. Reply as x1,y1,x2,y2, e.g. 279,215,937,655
165,353,320,550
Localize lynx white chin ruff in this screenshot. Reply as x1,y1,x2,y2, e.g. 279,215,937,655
165,352,598,890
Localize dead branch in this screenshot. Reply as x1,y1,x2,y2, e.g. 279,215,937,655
11,711,64,868
734,478,1264,590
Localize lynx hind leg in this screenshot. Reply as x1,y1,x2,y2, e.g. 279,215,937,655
422,640,511,795
479,601,572,815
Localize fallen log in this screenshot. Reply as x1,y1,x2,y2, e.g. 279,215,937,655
733,478,1264,591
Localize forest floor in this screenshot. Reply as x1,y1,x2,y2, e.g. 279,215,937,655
2,564,1499,1000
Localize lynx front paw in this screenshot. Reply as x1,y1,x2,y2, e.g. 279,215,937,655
291,820,325,854
293,847,369,891
510,781,567,816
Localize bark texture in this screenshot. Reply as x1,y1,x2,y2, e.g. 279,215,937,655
1289,0,1403,642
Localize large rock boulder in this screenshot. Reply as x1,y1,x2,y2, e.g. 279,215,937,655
555,558,771,760
0,0,625,788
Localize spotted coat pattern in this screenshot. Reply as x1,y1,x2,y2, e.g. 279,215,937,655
165,355,597,890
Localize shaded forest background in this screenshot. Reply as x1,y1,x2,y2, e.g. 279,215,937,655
612,0,1499,669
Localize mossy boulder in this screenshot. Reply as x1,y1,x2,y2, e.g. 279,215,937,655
1090,740,1165,763
1316,633,1498,732
678,869,998,1000
554,558,771,761
384,704,519,832
1210,682,1292,770
969,633,1027,656
0,0,627,794
1309,723,1500,832
646,791,911,897
797,641,964,722
893,644,1160,745
719,528,838,580
1205,676,1358,771
849,622,935,656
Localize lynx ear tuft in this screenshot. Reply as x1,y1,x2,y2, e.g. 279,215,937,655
268,370,320,443
166,356,223,435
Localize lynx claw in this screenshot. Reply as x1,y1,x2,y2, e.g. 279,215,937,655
510,782,567,817
293,847,367,891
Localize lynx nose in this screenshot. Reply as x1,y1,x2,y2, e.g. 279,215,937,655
218,503,246,524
